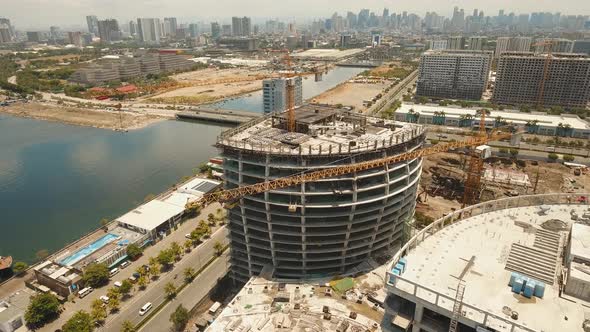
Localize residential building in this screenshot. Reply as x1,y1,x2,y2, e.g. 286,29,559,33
0,18,14,40
218,37,259,51
86,15,98,34
0,24,11,44
534,38,574,53
136,18,161,44
221,24,232,36
26,31,42,42
493,52,590,108
210,22,221,39
416,50,492,100
0,290,30,332
163,17,178,37
467,36,487,50
188,23,199,38
232,17,243,36
262,77,302,113
428,39,447,50
218,105,424,281
67,31,84,47
158,52,194,72
447,36,466,49
97,19,120,43
241,17,251,36
128,20,137,36
386,194,590,332
572,40,590,55
495,36,532,58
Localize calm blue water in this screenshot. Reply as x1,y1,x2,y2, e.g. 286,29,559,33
205,66,365,112
59,233,119,266
0,115,227,264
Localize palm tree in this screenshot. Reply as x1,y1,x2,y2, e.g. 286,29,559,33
121,320,137,332
183,239,193,252
183,267,196,283
169,242,182,260
164,282,177,299
214,241,224,256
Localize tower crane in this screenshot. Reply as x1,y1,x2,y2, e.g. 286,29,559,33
532,40,558,109
186,126,520,213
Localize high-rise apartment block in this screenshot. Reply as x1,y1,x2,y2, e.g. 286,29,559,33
534,38,574,53
0,18,12,44
495,37,532,58
467,36,487,50
67,32,84,47
163,17,178,37
137,18,161,44
447,36,466,50
573,40,590,55
428,40,447,50
86,15,98,34
211,22,221,39
493,52,590,108
262,77,303,113
231,17,251,36
26,31,42,43
97,19,120,43
417,50,492,100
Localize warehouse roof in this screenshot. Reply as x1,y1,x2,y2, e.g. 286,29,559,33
397,103,590,130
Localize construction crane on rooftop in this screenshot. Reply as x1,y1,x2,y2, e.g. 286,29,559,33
186,125,520,213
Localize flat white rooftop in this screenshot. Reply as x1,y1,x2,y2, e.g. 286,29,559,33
397,103,590,130
116,200,184,232
392,204,590,332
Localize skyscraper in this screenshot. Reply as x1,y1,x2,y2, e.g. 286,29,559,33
97,19,120,43
211,22,221,39
86,15,99,34
262,77,302,113
232,17,243,36
163,17,178,37
242,17,251,36
137,18,161,44
188,24,199,38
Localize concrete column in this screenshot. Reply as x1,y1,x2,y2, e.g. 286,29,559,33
412,303,424,332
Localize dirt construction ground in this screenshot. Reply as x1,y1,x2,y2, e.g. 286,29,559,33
418,152,590,222
313,81,388,112
144,68,274,104
0,102,163,130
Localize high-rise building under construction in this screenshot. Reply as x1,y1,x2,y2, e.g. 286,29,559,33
217,105,425,281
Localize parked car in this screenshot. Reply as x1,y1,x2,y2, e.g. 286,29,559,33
120,261,130,269
114,281,123,288
100,295,110,304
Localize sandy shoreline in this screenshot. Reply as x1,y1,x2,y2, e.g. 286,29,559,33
0,102,165,131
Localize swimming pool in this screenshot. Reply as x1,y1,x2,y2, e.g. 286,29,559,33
59,233,119,267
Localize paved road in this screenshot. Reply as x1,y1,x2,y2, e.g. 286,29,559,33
100,229,229,332
368,70,418,116
39,203,228,332
138,252,230,332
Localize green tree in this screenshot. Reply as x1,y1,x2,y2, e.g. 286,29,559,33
498,147,508,154
137,275,148,290
563,154,575,162
157,249,174,268
107,287,120,301
62,310,94,332
164,282,177,299
82,263,110,288
183,267,196,283
90,299,107,325
108,296,120,313
99,218,110,229
548,153,559,161
119,280,133,298
169,242,182,260
214,241,224,256
207,213,216,225
12,261,28,276
121,320,137,332
184,239,193,252
126,243,143,260
169,304,189,331
509,148,519,158
24,293,61,328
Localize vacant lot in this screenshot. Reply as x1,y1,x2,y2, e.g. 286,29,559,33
1,102,163,130
313,81,388,112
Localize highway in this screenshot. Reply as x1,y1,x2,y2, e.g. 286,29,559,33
39,202,229,332
138,252,230,332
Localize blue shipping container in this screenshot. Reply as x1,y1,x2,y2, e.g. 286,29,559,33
395,263,405,274
534,282,545,298
509,272,521,287
512,278,524,294
523,281,535,298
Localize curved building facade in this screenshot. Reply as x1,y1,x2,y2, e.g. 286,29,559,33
218,105,425,281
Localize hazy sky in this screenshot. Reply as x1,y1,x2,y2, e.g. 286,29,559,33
4,0,590,30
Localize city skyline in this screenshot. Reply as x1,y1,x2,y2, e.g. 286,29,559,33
3,0,590,29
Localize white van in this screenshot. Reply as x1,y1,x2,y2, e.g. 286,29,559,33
109,268,119,277
120,261,130,269
100,295,110,304
78,287,93,298
139,302,152,316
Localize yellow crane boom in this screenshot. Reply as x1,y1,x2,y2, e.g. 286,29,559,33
187,129,515,211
